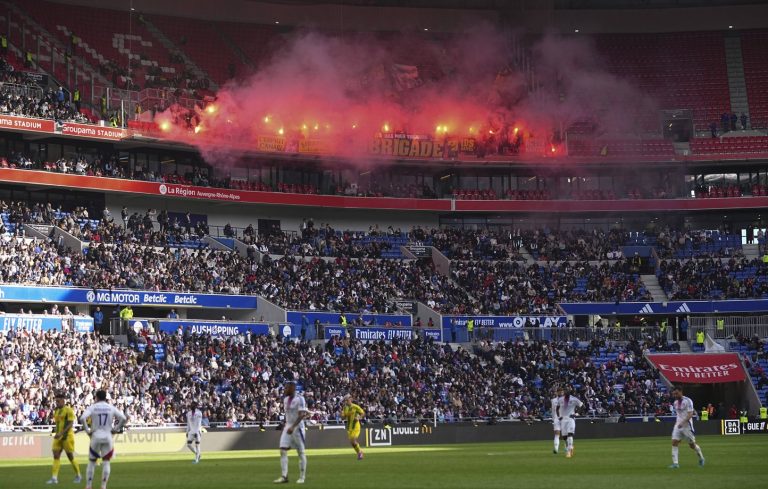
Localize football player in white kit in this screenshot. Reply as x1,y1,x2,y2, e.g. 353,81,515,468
669,385,705,468
186,401,203,464
557,388,583,458
79,390,128,489
551,387,564,454
274,381,309,484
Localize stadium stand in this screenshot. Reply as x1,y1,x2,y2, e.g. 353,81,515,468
0,330,674,427
690,136,768,158
658,258,768,300
595,31,731,132
742,30,768,129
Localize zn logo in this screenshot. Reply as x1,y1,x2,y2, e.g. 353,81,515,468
723,419,741,436
368,427,392,447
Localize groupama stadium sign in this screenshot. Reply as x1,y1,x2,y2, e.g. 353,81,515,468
0,115,127,140
645,353,747,384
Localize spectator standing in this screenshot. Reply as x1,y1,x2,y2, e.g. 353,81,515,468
93,307,104,334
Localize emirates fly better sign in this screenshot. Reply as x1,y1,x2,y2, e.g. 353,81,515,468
645,353,747,384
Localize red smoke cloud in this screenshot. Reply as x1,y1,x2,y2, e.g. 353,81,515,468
157,27,656,163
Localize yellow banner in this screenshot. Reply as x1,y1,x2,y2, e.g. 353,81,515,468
298,139,329,154
74,431,187,455
369,138,444,158
460,138,476,153
257,136,286,153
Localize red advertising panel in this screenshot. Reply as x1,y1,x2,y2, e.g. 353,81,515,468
646,353,747,384
0,115,55,134
0,169,450,211
60,123,128,140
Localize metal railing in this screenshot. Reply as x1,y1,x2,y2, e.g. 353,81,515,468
689,316,768,340
0,81,43,99
448,325,668,344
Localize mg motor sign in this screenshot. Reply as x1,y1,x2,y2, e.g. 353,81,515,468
646,353,747,384
0,285,258,309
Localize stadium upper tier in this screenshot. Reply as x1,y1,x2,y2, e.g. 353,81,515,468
4,0,768,145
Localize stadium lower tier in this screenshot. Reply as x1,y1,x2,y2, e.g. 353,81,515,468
0,331,674,429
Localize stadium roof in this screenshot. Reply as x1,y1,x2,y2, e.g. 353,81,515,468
258,0,767,9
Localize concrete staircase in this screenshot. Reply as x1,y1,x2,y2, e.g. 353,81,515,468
142,18,219,91
2,1,112,89
743,243,761,260
724,34,750,127
518,246,536,264
641,274,668,302
212,24,254,71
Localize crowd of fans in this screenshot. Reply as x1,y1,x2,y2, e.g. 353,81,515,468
0,80,87,123
654,228,743,259
450,259,652,316
0,328,673,429
658,257,768,300
244,221,400,259
521,229,628,261
425,227,518,260
4,198,768,310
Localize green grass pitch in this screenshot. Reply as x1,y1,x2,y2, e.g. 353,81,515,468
1,436,765,488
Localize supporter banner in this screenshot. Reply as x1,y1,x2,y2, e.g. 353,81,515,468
257,135,286,152
559,300,768,315
645,353,747,384
0,285,258,309
441,316,567,329
60,122,127,140
0,314,93,333
158,319,270,337
324,326,415,341
0,115,55,133
298,139,329,154
287,311,412,327
370,137,445,158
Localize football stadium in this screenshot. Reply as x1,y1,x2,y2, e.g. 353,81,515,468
1,0,768,487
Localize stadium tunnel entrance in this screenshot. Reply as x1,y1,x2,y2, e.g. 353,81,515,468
684,382,749,421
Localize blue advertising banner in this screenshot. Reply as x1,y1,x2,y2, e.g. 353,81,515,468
287,311,412,327
440,316,567,329
158,319,270,337
324,326,416,341
0,285,258,309
422,329,443,341
558,300,768,315
440,315,566,343
0,314,94,333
